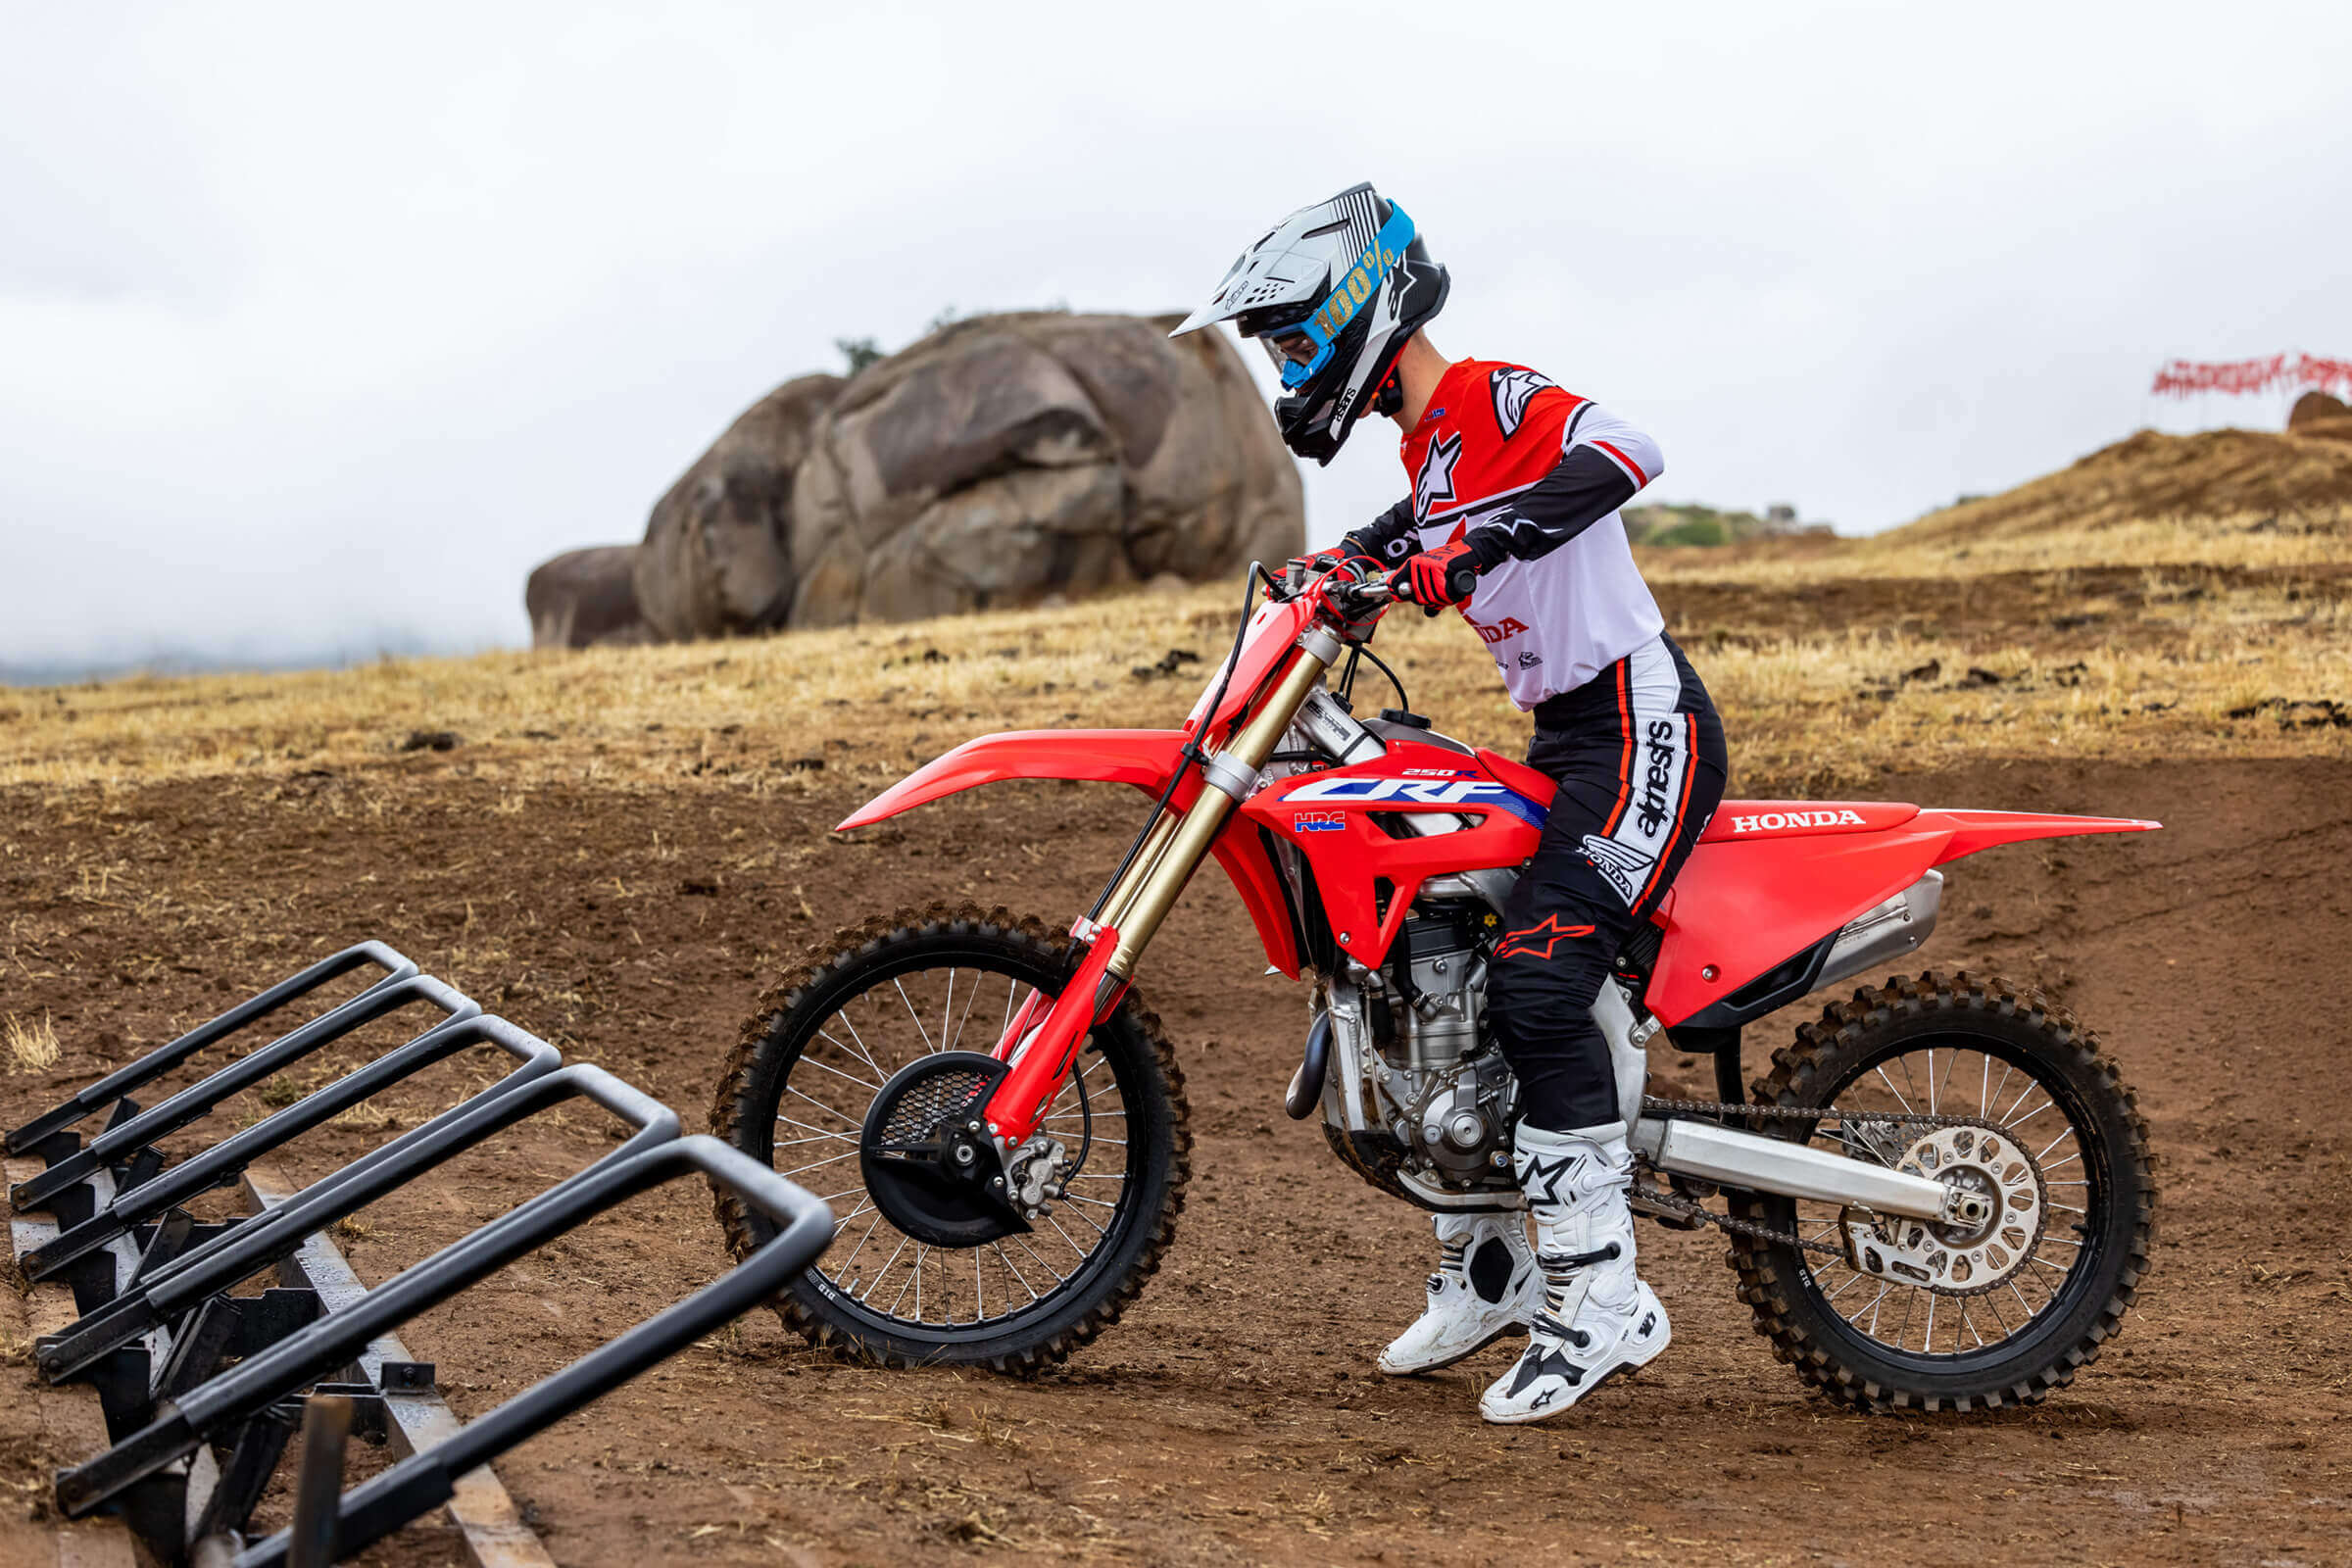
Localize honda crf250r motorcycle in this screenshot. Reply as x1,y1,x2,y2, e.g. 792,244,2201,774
710,560,2158,1412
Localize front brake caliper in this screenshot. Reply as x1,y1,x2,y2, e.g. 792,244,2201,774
1003,1135,1071,1220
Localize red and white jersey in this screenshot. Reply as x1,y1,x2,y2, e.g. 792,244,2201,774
1390,359,1666,710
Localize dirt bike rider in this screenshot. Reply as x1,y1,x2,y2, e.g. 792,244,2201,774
1173,183,1730,1422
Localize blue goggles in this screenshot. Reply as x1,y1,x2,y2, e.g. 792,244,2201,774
1258,202,1419,390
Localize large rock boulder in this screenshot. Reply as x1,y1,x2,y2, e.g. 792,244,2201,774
2288,389,2352,444
525,545,653,649
786,312,1302,625
632,373,845,640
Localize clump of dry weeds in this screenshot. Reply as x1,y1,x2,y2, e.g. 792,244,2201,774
3,1010,61,1074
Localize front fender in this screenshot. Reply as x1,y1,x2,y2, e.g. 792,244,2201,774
838,730,1193,830
835,729,1303,979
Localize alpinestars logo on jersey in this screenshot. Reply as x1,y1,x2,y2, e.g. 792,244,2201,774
1414,431,1461,521
1490,367,1554,439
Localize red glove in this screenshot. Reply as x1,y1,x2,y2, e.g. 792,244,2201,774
1393,540,1479,608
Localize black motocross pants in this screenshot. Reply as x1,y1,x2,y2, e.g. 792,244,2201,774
1489,633,1728,1131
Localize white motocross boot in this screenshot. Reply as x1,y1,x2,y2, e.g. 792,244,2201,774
1376,1210,1543,1375
1479,1123,1670,1423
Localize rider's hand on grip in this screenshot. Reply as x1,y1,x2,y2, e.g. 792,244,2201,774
1392,540,1479,616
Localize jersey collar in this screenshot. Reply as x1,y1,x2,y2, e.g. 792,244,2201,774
1406,358,1479,437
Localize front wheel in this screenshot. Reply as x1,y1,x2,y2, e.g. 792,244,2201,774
709,905,1191,1372
1726,971,2156,1412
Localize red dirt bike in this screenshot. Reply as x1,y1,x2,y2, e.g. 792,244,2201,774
711,559,2159,1411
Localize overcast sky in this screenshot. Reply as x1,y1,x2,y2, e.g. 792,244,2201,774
4,1,2347,677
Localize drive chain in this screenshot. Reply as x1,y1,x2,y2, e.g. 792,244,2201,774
1630,1096,1998,1259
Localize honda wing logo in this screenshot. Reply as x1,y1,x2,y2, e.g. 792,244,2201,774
1579,834,1656,906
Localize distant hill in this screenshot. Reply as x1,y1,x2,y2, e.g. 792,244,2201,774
1894,426,2352,544
1621,502,1830,548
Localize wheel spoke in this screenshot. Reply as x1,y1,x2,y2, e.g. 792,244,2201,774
780,1147,860,1179
816,1025,885,1082
1014,1233,1069,1284
832,1210,885,1276
800,1056,883,1095
1985,1061,2014,1120
896,980,937,1054
858,1235,910,1303
786,1086,860,1125
2004,1099,2054,1132
995,1243,1041,1302
773,1127,858,1149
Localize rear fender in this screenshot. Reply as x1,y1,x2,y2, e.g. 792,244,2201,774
835,730,1303,979
1647,806,2157,1026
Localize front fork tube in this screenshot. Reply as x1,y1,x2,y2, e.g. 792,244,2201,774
980,630,1340,1146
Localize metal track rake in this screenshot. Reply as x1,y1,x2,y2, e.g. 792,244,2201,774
5,942,832,1568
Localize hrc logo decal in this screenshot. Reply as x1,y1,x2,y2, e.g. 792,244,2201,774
1291,809,1346,834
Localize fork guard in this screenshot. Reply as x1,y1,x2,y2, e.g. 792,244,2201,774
7,945,835,1567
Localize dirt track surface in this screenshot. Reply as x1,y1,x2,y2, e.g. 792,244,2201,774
5,756,2349,1566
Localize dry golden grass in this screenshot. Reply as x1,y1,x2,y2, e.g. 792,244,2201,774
2,431,2347,801
4,1009,61,1074
1645,512,2349,586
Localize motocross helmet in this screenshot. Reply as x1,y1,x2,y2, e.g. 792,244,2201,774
1171,181,1449,466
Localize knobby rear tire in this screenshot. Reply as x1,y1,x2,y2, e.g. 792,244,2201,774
708,903,1192,1374
1725,970,2157,1413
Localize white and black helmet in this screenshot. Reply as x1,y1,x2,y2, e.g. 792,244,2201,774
1172,181,1449,465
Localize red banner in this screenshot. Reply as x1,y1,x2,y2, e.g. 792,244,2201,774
2151,353,2352,397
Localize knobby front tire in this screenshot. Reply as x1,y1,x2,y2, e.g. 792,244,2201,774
709,904,1192,1373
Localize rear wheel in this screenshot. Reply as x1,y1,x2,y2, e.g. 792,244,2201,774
710,905,1191,1372
1726,971,2156,1411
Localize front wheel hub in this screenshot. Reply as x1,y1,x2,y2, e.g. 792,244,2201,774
858,1052,1027,1247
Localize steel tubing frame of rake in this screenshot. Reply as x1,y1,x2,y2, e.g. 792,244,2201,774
21,994,543,1283
5,943,418,1163
34,1057,670,1386
53,1137,835,1568
11,971,480,1215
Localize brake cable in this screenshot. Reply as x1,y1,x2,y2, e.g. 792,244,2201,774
1084,560,1273,926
